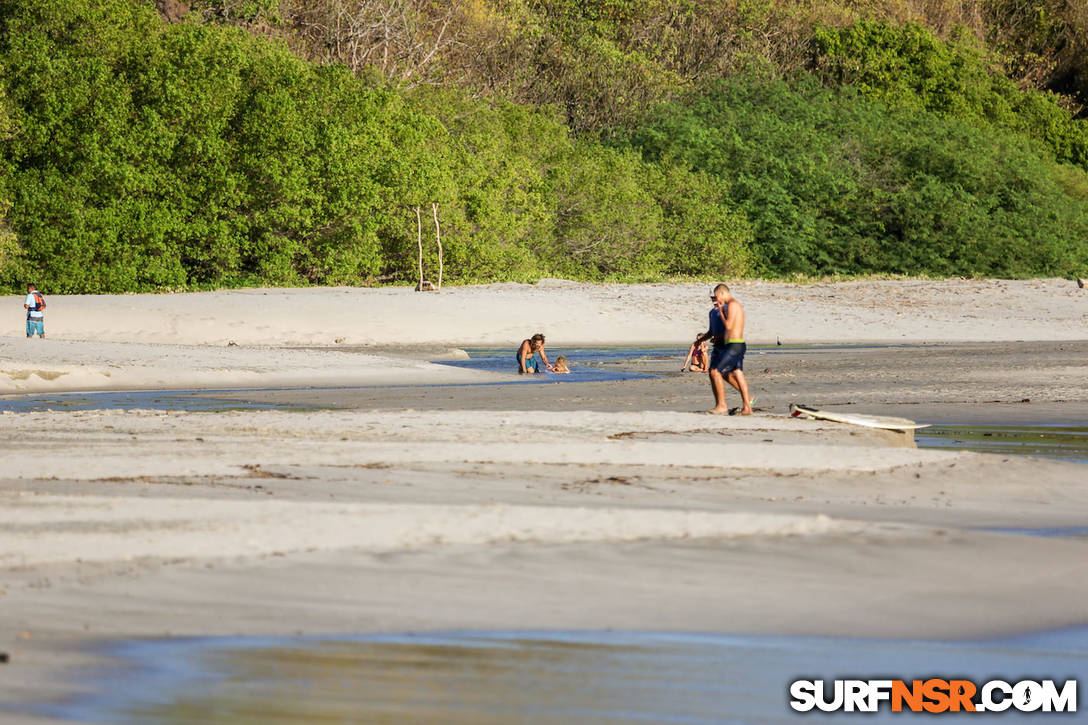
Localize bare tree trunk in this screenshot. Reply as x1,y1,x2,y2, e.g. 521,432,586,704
415,205,423,289
382,5,391,74
432,202,442,290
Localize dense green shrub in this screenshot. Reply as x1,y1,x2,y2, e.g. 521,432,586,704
814,21,1088,168
0,83,15,272
396,88,755,283
0,0,754,292
185,0,1088,137
627,74,1088,277
1,0,1083,291
0,0,412,290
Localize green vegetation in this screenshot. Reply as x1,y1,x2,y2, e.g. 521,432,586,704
0,0,752,291
814,21,1088,168
0,84,16,274
0,0,1085,292
627,75,1088,276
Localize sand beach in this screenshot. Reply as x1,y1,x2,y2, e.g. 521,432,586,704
1,278,1086,722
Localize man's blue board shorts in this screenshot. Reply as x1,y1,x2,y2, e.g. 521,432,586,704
26,319,44,336
710,342,745,374
516,351,543,372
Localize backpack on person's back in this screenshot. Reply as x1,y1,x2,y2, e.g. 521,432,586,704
24,284,46,338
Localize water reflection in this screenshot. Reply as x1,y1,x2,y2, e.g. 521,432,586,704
432,347,663,383
915,425,1088,464
0,389,295,414
38,629,1088,724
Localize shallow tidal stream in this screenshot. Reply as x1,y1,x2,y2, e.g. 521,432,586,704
33,628,1087,724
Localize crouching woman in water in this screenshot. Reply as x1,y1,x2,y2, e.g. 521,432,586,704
516,333,552,374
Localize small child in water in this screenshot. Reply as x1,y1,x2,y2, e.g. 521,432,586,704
682,333,708,373
552,356,571,374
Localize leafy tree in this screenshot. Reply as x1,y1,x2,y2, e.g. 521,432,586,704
3,0,1084,292
0,0,422,290
0,81,18,285
814,21,1088,168
628,73,1088,277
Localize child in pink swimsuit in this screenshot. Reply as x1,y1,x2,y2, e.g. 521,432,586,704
682,334,708,372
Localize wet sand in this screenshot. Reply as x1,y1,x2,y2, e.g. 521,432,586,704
1,285,1086,723
4,277,1086,394
214,340,1088,424
47,629,1088,724
3,349,1088,722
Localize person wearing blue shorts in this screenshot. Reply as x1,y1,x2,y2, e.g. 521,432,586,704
516,333,552,374
24,283,45,339
693,283,753,415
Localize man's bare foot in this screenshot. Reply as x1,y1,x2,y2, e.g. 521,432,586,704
738,407,752,415
705,407,730,415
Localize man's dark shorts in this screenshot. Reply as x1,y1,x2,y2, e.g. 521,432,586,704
710,342,745,374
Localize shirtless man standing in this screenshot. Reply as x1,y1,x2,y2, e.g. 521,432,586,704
695,283,753,415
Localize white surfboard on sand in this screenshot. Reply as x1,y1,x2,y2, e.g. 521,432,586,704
789,404,930,432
